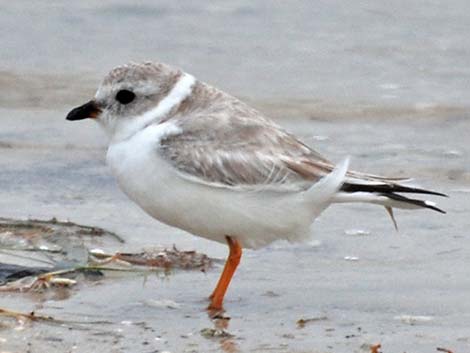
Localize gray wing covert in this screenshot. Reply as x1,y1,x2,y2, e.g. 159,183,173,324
158,116,334,192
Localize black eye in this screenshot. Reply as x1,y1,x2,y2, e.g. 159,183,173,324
115,90,135,104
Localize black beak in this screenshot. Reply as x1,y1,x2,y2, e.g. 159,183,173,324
66,100,101,121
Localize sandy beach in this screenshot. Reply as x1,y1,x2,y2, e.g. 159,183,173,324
1,2,469,352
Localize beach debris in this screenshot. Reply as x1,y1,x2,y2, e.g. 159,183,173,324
344,256,359,261
360,343,379,352
0,267,90,293
89,246,212,271
0,217,124,244
0,217,124,270
0,308,54,323
1,251,210,293
281,333,295,339
344,229,371,236
200,327,233,339
437,347,454,353
262,290,280,297
143,299,181,310
0,306,116,329
296,316,328,328
394,315,433,325
443,149,462,157
0,265,145,293
30,273,77,291
435,248,461,256
0,262,51,284
0,217,212,295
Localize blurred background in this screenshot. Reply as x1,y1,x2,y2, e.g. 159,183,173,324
1,0,469,117
0,2,469,353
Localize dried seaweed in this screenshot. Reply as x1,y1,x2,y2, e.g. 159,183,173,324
296,316,328,328
0,218,211,299
89,246,212,271
0,217,124,270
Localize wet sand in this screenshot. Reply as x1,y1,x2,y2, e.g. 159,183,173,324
1,2,470,352
0,88,468,353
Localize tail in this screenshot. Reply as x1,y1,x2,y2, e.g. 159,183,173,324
302,157,350,220
333,179,447,230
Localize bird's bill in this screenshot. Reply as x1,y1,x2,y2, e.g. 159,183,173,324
66,100,101,121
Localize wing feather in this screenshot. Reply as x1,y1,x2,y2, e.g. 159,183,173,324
159,113,329,192
158,108,419,193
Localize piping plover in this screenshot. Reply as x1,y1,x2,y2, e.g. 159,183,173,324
66,62,445,310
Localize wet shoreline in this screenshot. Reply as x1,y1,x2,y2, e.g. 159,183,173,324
0,94,468,351
1,1,469,351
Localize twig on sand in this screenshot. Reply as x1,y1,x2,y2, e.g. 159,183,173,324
437,348,454,353
0,308,54,322
296,316,328,328
0,307,113,329
89,246,212,271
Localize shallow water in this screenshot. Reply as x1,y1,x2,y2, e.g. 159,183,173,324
1,1,470,352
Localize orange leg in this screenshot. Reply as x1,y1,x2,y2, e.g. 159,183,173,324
208,236,242,310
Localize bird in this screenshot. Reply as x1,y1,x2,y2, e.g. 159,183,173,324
66,61,445,311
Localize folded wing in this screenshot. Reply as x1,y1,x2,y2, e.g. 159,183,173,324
159,115,330,192
158,111,446,219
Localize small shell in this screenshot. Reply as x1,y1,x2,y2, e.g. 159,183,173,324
394,315,433,324
49,278,77,287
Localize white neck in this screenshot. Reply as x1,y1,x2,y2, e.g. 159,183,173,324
111,73,196,143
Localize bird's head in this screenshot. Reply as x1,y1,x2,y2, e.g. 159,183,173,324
66,62,186,141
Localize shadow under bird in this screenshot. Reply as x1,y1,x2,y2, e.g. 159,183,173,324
66,61,446,311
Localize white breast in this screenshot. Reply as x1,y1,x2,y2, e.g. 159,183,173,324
106,123,325,249
106,122,184,225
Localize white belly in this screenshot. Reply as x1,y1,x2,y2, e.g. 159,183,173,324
106,125,320,249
